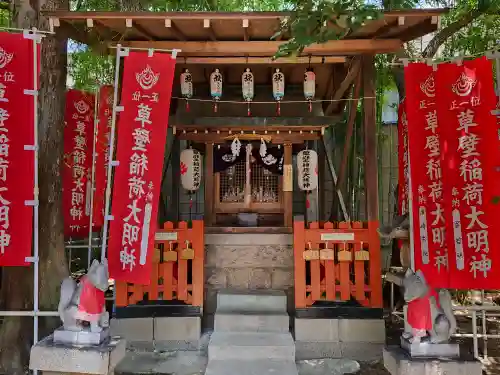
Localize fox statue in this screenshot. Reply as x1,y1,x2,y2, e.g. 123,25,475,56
378,213,411,268
58,259,110,333
402,269,457,344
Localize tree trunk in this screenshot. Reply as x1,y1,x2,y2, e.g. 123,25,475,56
0,0,69,373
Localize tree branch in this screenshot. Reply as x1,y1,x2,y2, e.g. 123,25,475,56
422,9,483,59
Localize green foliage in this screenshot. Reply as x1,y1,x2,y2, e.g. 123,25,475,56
67,43,114,92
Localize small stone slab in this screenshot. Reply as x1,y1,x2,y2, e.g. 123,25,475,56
54,327,110,346
400,337,460,359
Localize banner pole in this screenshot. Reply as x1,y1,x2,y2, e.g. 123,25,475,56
100,45,124,262
87,89,99,268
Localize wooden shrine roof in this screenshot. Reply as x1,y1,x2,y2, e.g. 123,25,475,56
46,9,445,57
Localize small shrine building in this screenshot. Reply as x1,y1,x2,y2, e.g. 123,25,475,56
46,9,442,358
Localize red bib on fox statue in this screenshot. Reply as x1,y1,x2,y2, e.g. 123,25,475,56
407,288,440,331
76,276,105,321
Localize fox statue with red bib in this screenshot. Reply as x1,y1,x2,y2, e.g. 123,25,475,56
58,259,110,333
402,268,456,344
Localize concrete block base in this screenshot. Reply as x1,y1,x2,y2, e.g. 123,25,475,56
383,346,482,375
29,334,126,374
110,316,201,350
53,327,110,346
294,317,385,361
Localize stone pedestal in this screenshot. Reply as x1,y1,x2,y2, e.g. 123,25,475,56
400,337,460,358
53,327,110,346
383,346,482,375
30,334,126,375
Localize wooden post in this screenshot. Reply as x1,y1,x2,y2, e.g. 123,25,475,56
204,143,214,226
171,138,180,221
362,55,378,221
363,55,383,307
284,143,293,227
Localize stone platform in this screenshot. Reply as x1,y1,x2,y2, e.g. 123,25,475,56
294,302,386,361
30,334,126,375
53,327,110,346
383,346,482,375
110,301,201,351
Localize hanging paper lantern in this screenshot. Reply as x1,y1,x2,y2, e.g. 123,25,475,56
210,68,223,113
180,148,202,191
297,149,318,191
304,68,315,112
272,68,285,116
180,68,193,111
242,68,254,116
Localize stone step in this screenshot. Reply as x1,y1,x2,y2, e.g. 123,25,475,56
214,311,289,333
205,359,298,375
216,290,287,313
208,332,295,361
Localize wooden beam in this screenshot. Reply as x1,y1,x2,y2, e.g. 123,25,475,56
115,39,403,56
204,143,214,226
177,133,321,143
126,18,153,40
203,19,217,41
178,56,345,65
165,18,187,41
243,19,250,41
337,71,362,194
362,55,378,222
372,19,399,39
324,58,361,115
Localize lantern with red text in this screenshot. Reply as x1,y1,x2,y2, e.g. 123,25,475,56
304,68,315,112
180,68,193,111
272,68,284,116
297,149,318,191
210,69,222,113
180,148,202,192
242,68,254,116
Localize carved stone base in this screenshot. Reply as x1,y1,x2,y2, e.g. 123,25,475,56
53,327,110,346
400,337,460,359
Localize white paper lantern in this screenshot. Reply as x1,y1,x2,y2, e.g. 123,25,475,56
180,148,202,191
272,68,285,101
242,68,254,101
210,69,222,99
304,68,315,100
297,149,318,191
180,68,193,99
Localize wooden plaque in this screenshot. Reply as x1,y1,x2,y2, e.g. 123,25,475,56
283,164,293,192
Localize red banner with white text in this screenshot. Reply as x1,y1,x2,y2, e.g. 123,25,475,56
0,32,37,266
435,57,500,289
63,89,95,238
405,63,449,288
397,99,409,216
108,52,176,284
93,85,113,230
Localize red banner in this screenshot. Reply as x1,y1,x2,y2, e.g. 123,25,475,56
63,89,95,238
405,63,449,288
436,57,500,289
93,85,113,230
0,32,37,266
108,52,176,284
397,99,409,216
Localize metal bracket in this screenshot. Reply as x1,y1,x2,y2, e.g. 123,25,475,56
24,200,39,206
22,30,43,43
23,145,37,151
118,47,130,57
25,256,39,263
111,160,120,166
23,89,38,96
105,215,114,221
115,106,124,112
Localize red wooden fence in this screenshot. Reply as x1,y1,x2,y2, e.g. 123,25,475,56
293,220,382,308
115,220,204,307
